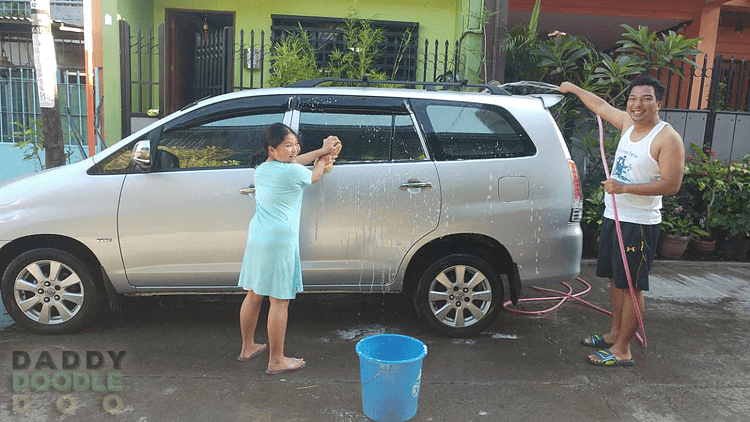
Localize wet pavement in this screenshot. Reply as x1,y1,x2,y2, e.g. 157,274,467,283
1,260,749,421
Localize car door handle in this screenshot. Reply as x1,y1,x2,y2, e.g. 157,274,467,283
239,186,256,195
399,181,433,190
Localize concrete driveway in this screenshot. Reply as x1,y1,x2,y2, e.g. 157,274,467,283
1,261,749,421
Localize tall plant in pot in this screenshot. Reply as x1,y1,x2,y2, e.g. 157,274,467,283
711,155,750,260
682,144,728,252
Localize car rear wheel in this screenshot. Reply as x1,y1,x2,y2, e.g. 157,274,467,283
414,254,503,337
1,248,100,334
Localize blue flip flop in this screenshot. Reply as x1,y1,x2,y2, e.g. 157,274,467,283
587,349,635,367
236,344,268,362
582,333,614,348
265,358,306,375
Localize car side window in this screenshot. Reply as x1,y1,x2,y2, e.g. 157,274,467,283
156,112,284,170
298,112,391,163
89,142,137,174
411,100,536,160
393,115,427,161
297,111,427,163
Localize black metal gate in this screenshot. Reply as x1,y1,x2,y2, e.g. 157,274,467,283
119,20,164,138
194,27,235,100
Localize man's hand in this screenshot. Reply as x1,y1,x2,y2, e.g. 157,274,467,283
558,81,576,94
602,178,626,194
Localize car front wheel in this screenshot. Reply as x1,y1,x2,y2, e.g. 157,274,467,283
414,254,503,337
1,248,100,333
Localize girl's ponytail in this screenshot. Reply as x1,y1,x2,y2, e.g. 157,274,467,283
249,148,268,167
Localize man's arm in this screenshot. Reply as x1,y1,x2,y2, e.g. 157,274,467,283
602,128,685,196
558,82,629,131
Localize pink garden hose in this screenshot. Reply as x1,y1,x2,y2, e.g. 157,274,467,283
502,115,646,348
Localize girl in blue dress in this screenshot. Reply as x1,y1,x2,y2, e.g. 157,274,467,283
237,123,340,375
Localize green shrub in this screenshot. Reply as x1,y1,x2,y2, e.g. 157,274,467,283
268,24,320,87
708,155,750,239
160,146,240,168
323,18,388,82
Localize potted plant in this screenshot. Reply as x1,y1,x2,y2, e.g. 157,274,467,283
682,144,728,253
659,213,708,259
711,155,750,261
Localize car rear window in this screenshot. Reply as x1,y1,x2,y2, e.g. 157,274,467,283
411,100,536,160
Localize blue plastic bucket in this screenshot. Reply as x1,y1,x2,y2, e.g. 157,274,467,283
355,334,428,422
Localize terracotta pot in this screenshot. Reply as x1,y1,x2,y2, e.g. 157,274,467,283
659,233,690,259
691,238,717,253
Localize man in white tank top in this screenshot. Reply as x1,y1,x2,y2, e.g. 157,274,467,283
559,74,685,367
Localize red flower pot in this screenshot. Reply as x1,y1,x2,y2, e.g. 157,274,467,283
659,234,690,259
691,238,717,253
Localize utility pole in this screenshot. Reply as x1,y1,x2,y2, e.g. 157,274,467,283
482,0,508,83
31,0,65,168
83,0,96,156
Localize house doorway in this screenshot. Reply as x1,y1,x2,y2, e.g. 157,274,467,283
165,9,235,114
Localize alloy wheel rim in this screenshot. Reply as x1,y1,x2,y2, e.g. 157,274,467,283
13,260,84,325
427,264,492,328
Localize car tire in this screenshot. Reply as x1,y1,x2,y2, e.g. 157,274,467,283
1,248,100,334
414,254,503,337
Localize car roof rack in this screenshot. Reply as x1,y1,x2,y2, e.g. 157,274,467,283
286,77,511,95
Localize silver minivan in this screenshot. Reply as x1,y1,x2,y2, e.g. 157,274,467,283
0,84,582,336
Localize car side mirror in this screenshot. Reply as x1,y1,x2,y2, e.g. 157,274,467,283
132,140,151,169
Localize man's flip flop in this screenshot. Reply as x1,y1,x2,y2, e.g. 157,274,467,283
236,344,268,362
265,358,306,375
587,349,635,367
582,333,614,348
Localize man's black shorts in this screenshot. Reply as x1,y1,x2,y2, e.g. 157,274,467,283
595,217,660,291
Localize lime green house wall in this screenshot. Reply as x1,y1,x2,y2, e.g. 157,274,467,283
153,0,459,40
100,0,484,147
101,0,155,148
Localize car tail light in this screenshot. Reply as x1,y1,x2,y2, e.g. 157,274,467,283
568,159,583,222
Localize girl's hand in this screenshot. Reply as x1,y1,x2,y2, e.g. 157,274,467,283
322,136,342,156
311,154,334,183
314,154,336,172
320,154,336,172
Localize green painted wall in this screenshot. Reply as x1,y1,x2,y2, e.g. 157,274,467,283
101,0,485,147
458,0,486,83
155,0,459,40
101,0,155,147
